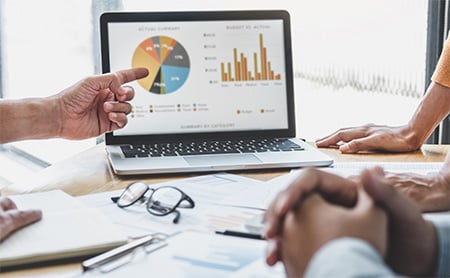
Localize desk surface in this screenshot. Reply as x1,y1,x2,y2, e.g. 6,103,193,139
1,143,448,277
2,143,448,197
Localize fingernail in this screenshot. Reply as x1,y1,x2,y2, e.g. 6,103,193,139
373,167,385,176
109,112,117,119
266,239,277,256
339,144,349,152
104,103,113,111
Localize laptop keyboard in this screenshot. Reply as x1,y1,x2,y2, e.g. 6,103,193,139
120,138,304,158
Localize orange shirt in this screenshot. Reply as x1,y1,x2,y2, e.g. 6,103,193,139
432,33,450,87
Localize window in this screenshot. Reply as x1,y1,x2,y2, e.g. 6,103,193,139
120,0,426,140
0,0,432,180
1,0,96,164
426,0,450,144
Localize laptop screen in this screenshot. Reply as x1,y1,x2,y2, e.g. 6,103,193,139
101,11,295,144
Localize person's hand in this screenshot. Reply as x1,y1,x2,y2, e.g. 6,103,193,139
264,168,359,265
265,167,440,277
54,67,148,140
0,197,42,242
362,167,438,276
384,171,450,212
315,124,420,153
277,187,387,277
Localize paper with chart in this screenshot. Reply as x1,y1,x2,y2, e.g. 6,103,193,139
82,231,283,278
77,173,266,238
329,161,443,176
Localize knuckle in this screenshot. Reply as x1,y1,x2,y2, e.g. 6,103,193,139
83,76,96,84
347,140,360,148
335,130,348,140
303,167,319,176
0,197,15,208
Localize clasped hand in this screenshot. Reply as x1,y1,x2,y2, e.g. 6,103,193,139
264,167,438,277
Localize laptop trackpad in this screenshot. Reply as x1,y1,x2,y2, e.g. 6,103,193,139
184,154,261,166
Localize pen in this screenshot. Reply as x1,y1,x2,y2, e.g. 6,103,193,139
215,230,265,240
82,234,167,272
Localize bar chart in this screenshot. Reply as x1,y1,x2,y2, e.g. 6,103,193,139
220,33,281,82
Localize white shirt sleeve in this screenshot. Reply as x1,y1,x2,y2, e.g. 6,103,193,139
431,218,450,277
304,237,396,278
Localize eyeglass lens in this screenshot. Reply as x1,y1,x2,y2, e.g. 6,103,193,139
147,187,183,216
117,182,148,207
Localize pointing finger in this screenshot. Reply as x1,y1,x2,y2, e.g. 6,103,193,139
107,67,149,94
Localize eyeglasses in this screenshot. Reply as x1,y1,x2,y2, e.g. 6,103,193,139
111,181,195,224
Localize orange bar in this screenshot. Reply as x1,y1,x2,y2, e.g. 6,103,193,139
263,47,268,80
244,57,249,81
268,62,272,80
224,73,228,81
240,53,245,81
237,62,241,81
233,48,238,82
253,52,258,81
275,74,281,80
221,62,225,81
259,34,265,80
227,62,233,81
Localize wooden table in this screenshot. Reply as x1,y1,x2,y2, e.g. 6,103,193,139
1,143,448,277
2,143,448,197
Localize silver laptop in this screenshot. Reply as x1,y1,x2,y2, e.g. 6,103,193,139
100,10,333,175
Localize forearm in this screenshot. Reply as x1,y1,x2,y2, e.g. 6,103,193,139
406,82,450,148
0,97,62,143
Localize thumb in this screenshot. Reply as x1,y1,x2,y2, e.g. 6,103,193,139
353,185,376,213
1,209,42,242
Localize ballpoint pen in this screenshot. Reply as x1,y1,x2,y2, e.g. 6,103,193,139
215,229,265,240
82,234,167,272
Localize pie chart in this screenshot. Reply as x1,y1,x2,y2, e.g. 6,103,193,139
132,36,190,94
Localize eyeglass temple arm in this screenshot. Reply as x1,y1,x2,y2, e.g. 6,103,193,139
178,195,195,209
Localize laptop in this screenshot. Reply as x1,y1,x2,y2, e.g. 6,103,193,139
100,10,333,175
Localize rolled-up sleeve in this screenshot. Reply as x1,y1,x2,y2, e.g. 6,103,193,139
304,238,396,278
432,32,450,88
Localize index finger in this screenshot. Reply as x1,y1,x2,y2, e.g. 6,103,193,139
108,67,149,93
315,127,368,148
